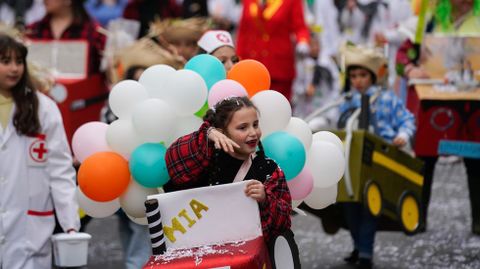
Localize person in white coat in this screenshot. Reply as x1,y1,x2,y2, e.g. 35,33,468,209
0,34,79,269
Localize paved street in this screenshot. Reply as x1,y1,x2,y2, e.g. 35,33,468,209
84,160,480,269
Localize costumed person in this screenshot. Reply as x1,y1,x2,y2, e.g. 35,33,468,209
150,17,209,62
337,0,389,46
339,44,416,269
106,65,151,269
292,31,340,130
163,96,292,244
0,34,80,269
236,0,310,101
26,0,106,75
197,29,239,72
395,0,480,235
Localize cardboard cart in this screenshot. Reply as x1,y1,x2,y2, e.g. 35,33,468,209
142,181,300,269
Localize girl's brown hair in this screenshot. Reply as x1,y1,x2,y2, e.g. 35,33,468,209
0,34,40,136
203,96,257,130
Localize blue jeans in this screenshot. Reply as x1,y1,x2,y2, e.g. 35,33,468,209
117,211,152,269
343,203,377,259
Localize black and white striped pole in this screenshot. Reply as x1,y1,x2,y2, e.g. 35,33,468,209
145,199,166,255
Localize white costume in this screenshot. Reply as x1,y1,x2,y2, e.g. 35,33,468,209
0,92,79,269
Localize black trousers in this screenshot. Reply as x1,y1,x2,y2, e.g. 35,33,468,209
421,157,480,231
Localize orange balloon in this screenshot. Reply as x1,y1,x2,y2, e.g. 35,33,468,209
227,59,271,97
78,152,130,202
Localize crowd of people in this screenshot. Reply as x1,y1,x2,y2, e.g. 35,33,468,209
0,0,479,269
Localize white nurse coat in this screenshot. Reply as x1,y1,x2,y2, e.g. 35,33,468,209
0,92,80,269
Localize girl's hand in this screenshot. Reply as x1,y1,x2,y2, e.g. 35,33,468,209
207,127,240,153
245,180,266,203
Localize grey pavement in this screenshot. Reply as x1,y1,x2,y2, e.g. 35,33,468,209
84,160,480,269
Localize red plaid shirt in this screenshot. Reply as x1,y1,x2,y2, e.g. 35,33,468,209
165,122,292,243
27,15,106,75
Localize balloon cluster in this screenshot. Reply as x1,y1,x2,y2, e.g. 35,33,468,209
71,55,344,222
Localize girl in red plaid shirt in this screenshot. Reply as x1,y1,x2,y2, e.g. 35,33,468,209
164,96,292,244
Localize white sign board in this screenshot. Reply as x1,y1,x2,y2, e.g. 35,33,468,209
27,40,88,79
148,181,263,250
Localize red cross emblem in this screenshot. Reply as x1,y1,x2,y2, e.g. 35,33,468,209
216,33,231,44
29,139,48,163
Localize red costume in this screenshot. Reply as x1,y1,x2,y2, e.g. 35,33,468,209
236,0,310,101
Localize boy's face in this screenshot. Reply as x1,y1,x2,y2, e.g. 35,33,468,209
349,68,373,93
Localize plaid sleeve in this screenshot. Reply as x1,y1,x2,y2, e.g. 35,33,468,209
164,122,213,190
259,166,292,242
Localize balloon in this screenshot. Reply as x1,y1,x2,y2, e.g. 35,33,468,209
251,90,292,137
307,141,345,188
312,131,344,153
72,121,111,163
284,117,313,151
78,152,131,202
138,64,176,98
292,199,303,209
167,115,203,145
129,143,170,188
194,101,209,118
227,60,270,96
185,54,226,89
303,184,338,210
76,188,120,218
106,119,142,159
287,167,314,200
120,179,159,218
109,80,149,119
127,214,149,225
163,70,209,116
131,99,176,143
262,132,306,180
208,79,248,107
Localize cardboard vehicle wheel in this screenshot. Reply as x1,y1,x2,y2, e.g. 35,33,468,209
270,232,301,269
364,180,382,217
398,191,421,235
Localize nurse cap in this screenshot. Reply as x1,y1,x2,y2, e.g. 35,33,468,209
197,30,235,54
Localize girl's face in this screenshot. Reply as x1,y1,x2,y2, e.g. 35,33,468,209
225,107,261,159
349,68,373,93
0,51,24,92
211,46,239,72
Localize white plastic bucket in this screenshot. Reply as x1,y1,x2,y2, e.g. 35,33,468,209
51,232,92,267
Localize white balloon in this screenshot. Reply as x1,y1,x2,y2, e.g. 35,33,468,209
307,141,345,188
120,179,159,218
106,119,142,159
284,117,313,151
163,70,208,116
292,199,303,209
109,80,149,119
127,214,149,225
312,131,344,153
132,99,176,143
304,184,338,210
167,115,203,145
76,188,120,218
251,90,292,136
138,64,176,98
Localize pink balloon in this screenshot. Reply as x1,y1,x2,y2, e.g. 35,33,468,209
72,121,111,162
287,167,314,200
208,79,248,107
